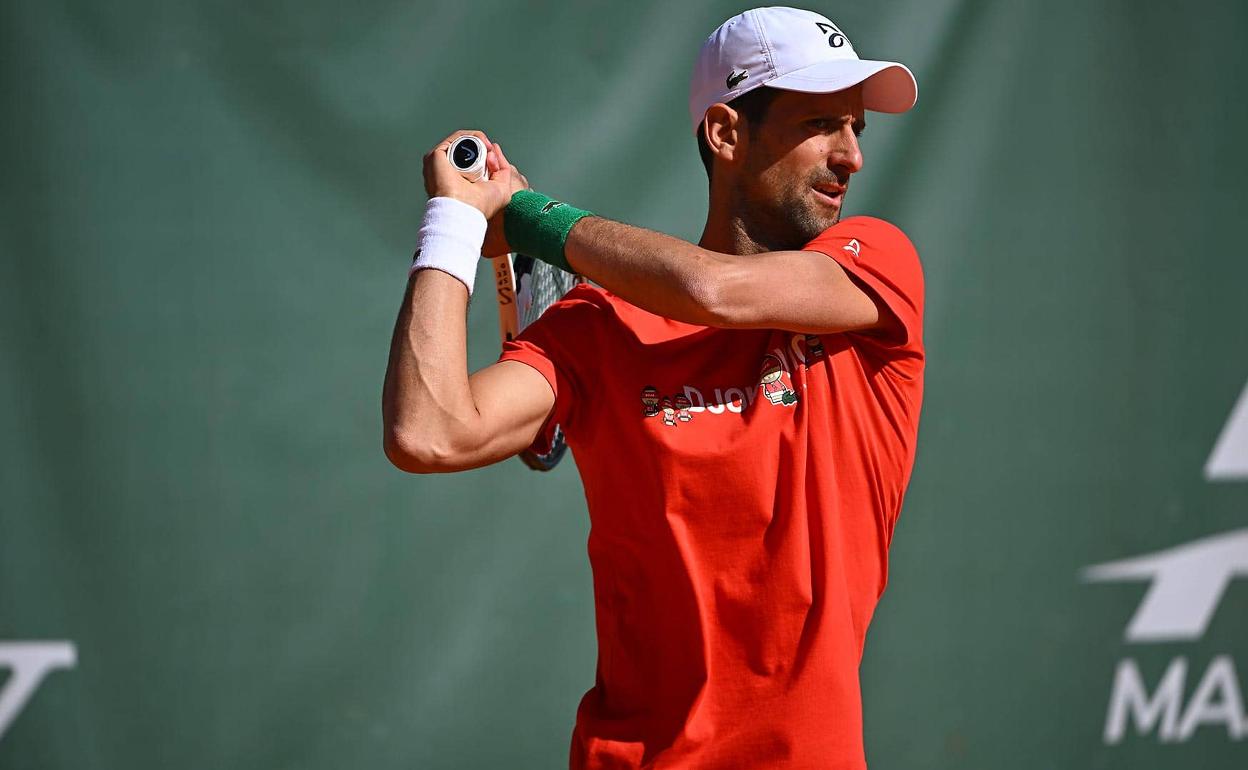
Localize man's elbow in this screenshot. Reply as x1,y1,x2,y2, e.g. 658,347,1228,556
383,426,465,474
687,258,752,328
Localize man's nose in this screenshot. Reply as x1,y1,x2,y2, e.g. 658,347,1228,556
831,128,863,175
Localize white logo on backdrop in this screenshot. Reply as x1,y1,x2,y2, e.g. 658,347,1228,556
1102,655,1245,743
1083,383,1248,745
1207,379,1248,480
0,642,77,742
1082,529,1248,642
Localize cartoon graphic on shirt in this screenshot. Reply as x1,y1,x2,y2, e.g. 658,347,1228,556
804,334,825,363
674,394,693,422
641,386,660,417
759,354,798,406
660,396,679,426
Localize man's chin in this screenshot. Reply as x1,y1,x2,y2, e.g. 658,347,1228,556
790,207,839,242
746,196,836,250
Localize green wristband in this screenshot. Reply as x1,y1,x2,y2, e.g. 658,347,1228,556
503,190,594,272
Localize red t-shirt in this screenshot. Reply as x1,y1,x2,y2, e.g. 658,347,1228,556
499,216,925,769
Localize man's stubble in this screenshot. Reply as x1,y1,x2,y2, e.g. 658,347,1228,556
732,165,844,253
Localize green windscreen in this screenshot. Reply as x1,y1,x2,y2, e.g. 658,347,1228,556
2,1,1245,767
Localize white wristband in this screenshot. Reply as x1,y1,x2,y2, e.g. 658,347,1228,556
409,196,487,295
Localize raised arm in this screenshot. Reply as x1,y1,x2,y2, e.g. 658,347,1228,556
564,217,885,336
382,131,554,474
382,270,554,474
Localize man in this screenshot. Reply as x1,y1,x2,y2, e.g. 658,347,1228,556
383,7,922,768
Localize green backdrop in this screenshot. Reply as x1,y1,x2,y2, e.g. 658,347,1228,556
2,1,1245,767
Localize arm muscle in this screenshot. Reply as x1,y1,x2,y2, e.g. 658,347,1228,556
564,217,884,334
382,269,555,474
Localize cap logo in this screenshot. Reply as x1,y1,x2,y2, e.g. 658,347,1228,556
814,21,846,48
726,69,748,89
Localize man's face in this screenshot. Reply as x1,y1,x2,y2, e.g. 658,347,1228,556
734,86,866,251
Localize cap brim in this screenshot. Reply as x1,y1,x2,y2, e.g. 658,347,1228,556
767,59,917,113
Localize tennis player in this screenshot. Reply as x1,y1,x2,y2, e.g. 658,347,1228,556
383,7,922,768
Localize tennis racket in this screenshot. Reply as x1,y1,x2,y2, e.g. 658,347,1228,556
447,135,580,471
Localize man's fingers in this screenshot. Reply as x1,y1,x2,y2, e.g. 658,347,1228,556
427,130,501,182
436,129,491,146
433,129,492,153
490,167,513,188
493,142,512,171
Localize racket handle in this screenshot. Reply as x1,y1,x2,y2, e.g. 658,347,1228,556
447,135,489,182
492,254,520,344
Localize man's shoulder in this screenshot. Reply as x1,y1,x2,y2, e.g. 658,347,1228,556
531,283,624,333
542,283,699,343
560,282,614,306
807,216,924,290
815,216,917,254
544,282,620,320
803,216,925,353
554,283,655,322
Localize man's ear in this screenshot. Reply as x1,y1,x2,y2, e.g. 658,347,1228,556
703,103,743,168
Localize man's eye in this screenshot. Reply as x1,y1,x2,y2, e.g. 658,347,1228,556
809,119,832,130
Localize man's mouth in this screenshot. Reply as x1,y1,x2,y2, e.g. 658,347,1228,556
812,183,846,207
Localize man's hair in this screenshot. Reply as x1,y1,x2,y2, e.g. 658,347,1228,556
696,86,780,182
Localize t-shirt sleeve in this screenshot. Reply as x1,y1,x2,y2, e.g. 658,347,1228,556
496,283,605,453
802,216,924,354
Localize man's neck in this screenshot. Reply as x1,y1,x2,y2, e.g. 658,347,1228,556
697,194,769,256
698,222,761,256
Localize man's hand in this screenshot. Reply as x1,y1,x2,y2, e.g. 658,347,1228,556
482,143,529,258
422,130,528,258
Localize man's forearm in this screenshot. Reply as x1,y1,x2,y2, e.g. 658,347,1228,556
560,215,881,335
381,269,477,471
564,217,736,326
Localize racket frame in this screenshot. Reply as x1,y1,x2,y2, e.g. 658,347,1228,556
492,253,575,472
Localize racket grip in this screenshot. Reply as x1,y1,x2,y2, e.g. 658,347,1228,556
492,254,520,344
447,135,488,182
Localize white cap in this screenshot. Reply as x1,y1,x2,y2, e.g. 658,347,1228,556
689,7,918,134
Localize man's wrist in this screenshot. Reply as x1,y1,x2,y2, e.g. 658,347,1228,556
410,196,487,294
503,190,594,272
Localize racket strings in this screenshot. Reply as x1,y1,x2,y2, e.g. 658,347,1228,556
509,255,578,471
520,261,578,329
